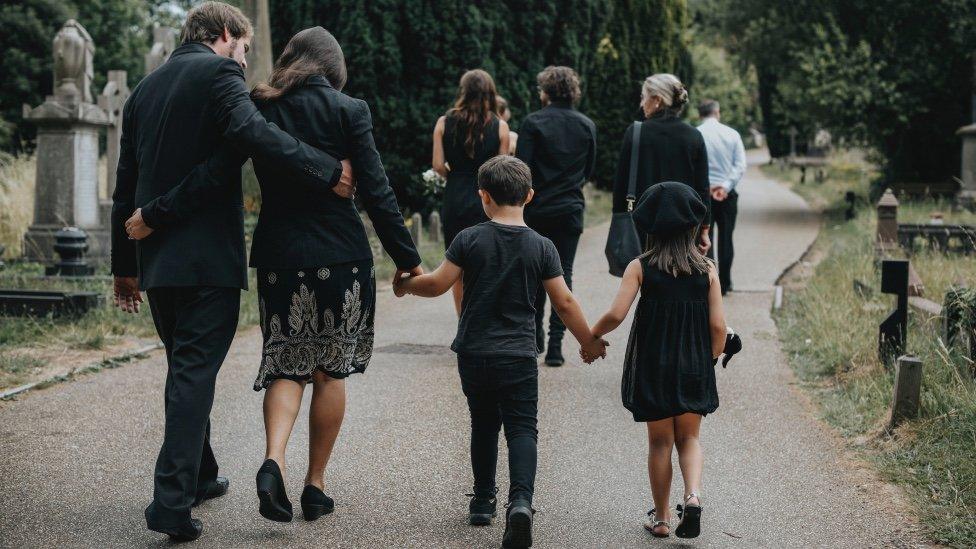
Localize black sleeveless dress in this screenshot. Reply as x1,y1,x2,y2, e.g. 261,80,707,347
621,260,719,422
441,114,501,245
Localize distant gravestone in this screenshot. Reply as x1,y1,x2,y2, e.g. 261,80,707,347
22,20,110,261
959,52,976,209
428,211,442,243
875,188,899,254
98,70,130,222
409,212,423,245
145,27,177,75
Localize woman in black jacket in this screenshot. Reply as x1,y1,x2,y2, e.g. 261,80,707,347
612,73,711,253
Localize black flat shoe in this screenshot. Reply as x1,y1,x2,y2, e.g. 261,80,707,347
502,500,533,548
467,489,497,526
193,476,230,506
256,459,293,522
674,493,702,539
148,518,203,542
543,339,564,367
300,484,334,521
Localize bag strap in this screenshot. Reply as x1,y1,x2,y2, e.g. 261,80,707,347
626,121,641,212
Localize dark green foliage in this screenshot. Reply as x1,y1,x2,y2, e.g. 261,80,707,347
715,0,976,185
269,0,688,207
0,0,150,152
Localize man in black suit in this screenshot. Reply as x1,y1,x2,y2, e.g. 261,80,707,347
110,2,353,541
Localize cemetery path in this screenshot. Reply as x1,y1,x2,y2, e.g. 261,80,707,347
0,151,933,548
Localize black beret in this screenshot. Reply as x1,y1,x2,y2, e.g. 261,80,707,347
632,182,707,236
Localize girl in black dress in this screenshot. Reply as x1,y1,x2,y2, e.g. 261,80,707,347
589,183,727,539
432,69,510,312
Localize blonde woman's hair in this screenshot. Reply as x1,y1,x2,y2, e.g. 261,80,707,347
641,225,712,277
642,73,689,115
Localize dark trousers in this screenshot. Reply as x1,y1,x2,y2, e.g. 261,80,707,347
709,190,738,293
144,286,240,527
457,356,539,505
527,211,583,346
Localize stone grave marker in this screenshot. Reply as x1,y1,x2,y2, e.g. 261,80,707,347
145,27,176,74
98,70,130,222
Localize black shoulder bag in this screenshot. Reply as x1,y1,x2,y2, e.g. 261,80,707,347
605,122,643,277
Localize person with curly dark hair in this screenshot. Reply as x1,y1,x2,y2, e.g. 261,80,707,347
516,66,596,366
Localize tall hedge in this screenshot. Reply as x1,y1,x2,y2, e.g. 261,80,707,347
269,0,689,210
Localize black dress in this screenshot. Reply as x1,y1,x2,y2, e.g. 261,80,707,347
622,260,718,422
441,114,501,245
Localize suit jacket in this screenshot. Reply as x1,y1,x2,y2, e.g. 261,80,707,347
111,42,343,290
142,75,421,271
611,112,712,226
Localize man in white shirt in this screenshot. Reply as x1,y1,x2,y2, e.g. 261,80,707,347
697,100,746,295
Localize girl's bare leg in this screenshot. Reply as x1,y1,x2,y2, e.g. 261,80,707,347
263,378,306,472
646,418,676,532
451,279,463,316
305,370,346,490
673,413,703,506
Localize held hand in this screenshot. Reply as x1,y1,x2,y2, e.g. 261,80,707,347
580,337,609,363
392,265,424,297
698,228,711,255
710,187,728,202
113,276,143,313
124,208,154,240
333,159,356,199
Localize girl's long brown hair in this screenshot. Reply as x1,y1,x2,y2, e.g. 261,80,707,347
447,69,498,158
251,26,347,102
641,225,712,277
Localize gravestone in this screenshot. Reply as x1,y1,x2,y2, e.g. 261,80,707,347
409,212,423,245
957,52,976,209
98,70,130,223
875,188,899,254
429,211,442,243
242,0,273,86
887,355,923,431
22,20,110,262
145,27,176,74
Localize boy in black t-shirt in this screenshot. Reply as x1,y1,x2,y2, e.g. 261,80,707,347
395,155,607,549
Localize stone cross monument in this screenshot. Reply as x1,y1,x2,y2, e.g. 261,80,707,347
22,20,110,261
98,70,130,223
145,26,177,74
957,52,976,209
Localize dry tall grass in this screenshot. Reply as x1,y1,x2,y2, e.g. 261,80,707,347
0,154,35,259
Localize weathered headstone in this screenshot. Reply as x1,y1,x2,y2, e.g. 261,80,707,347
409,212,423,245
428,211,442,243
98,70,130,222
887,355,923,431
145,27,176,75
242,0,273,86
958,53,976,209
22,20,110,261
875,188,899,254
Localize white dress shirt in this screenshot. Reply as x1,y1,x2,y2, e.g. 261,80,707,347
697,117,746,192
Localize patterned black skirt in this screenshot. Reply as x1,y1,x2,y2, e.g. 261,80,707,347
253,259,375,391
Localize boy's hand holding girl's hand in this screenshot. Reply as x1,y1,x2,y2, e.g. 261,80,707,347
579,334,609,364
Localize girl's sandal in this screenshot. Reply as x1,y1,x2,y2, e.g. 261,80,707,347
643,508,671,538
674,493,702,539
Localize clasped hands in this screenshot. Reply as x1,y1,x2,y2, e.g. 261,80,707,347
124,159,357,241
579,335,609,364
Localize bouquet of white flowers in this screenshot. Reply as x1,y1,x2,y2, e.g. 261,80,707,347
421,169,446,195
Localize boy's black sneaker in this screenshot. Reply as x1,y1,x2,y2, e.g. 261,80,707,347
467,491,497,525
502,500,533,548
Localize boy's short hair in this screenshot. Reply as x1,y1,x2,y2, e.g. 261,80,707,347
477,156,532,206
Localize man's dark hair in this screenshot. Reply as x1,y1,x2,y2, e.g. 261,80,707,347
180,1,252,45
537,65,582,104
698,99,720,119
477,156,532,206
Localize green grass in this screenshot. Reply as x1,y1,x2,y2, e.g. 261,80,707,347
769,152,976,547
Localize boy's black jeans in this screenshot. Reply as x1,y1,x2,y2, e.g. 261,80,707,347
457,355,539,505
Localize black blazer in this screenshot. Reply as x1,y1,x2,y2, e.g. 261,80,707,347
611,112,712,226
248,76,420,270
111,42,343,290
516,101,597,219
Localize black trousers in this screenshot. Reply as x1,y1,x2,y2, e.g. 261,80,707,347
144,286,240,527
709,190,738,293
526,211,583,346
457,356,539,505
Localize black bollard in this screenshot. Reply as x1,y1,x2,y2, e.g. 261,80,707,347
879,259,909,367
845,191,857,220
45,227,94,276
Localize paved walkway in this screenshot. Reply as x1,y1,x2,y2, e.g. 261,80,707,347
0,153,931,548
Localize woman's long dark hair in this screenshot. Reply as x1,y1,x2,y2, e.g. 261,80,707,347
447,69,498,158
251,26,347,101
